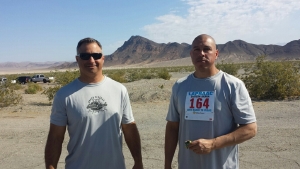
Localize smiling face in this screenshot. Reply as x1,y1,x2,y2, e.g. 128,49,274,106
76,42,104,83
190,35,219,77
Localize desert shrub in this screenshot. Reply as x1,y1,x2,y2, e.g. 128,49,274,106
1,79,23,90
54,69,80,86
159,84,164,89
242,56,300,100
0,87,22,108
216,61,239,76
172,66,195,72
0,77,24,107
9,83,23,90
106,68,165,83
239,62,255,72
107,70,127,83
42,85,62,102
25,83,43,94
127,71,141,82
157,68,172,80
141,73,155,79
138,69,156,80
178,66,194,72
42,70,79,101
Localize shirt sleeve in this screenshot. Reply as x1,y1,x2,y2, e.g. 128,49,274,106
231,81,256,124
121,89,135,124
166,83,180,122
50,91,68,126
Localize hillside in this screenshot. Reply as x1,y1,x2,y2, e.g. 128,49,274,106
0,36,299,71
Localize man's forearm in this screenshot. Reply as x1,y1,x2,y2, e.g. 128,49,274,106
45,136,63,169
213,122,257,150
165,122,179,169
44,124,66,169
122,123,143,164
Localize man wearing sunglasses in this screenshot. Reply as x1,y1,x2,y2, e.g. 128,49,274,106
45,38,143,169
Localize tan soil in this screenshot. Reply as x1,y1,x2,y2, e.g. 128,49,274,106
0,72,300,169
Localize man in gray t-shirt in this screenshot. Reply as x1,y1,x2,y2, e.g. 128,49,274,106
165,34,257,169
45,38,143,169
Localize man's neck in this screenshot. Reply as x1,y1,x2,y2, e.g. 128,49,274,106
78,74,104,84
193,67,219,78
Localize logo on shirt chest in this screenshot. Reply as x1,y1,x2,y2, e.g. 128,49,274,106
86,96,107,114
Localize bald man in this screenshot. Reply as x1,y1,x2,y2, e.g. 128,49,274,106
164,34,257,169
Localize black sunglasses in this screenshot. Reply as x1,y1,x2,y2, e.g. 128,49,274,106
78,53,102,60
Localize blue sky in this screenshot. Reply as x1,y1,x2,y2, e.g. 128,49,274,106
1,0,300,63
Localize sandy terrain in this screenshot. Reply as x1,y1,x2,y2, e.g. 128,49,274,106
0,72,300,169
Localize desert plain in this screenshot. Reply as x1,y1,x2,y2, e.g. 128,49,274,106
0,71,300,169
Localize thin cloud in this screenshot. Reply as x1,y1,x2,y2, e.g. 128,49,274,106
143,0,300,44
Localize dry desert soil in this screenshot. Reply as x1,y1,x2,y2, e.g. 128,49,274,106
0,72,300,169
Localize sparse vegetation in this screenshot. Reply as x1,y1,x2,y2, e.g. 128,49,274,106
51,69,80,86
0,79,23,107
0,84,23,108
242,56,300,100
216,60,240,76
2,59,300,105
157,68,171,80
42,85,62,102
25,83,43,94
42,69,80,102
107,70,127,83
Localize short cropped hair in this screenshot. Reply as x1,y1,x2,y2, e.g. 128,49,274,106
76,37,102,53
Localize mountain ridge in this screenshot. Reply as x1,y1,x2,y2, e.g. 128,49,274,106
0,35,299,71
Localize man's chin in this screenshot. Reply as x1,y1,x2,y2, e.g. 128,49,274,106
84,68,99,74
193,61,209,67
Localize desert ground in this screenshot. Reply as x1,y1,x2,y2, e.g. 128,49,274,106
0,71,300,169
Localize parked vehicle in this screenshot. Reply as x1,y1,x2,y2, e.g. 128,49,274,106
16,76,31,84
0,77,7,84
31,74,51,83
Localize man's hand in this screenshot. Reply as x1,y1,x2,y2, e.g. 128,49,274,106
132,161,144,169
188,138,215,154
187,122,257,154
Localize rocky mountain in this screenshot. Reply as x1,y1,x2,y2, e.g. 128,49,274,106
104,36,191,66
1,36,299,71
216,39,300,62
103,36,300,66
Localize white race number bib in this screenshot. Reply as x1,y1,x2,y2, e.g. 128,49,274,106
185,91,215,121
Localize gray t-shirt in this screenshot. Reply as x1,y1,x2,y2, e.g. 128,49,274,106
166,71,256,169
51,76,134,169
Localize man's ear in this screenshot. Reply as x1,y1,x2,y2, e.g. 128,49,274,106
75,56,79,62
215,49,219,59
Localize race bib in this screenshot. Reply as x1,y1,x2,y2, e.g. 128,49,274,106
185,91,215,121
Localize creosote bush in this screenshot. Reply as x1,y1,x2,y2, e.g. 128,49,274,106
216,60,239,76
242,56,300,100
157,68,171,80
107,70,127,83
42,85,62,102
52,69,80,86
0,80,23,107
25,83,43,94
42,69,80,102
0,87,22,108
